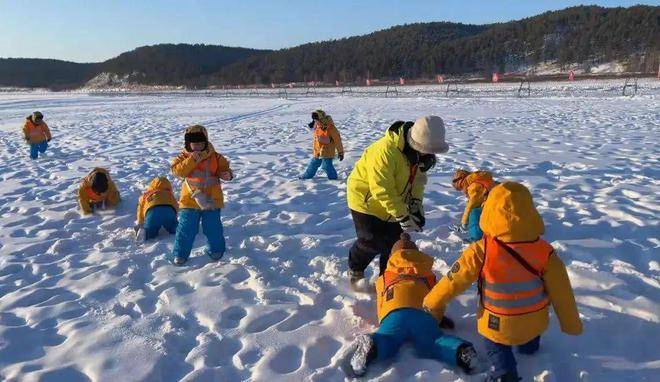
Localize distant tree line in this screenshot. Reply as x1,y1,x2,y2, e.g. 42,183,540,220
0,6,657,89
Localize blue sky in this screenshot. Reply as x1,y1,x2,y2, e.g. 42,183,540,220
1,0,657,62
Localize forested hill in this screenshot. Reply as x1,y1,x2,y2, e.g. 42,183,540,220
212,5,660,85
0,5,657,89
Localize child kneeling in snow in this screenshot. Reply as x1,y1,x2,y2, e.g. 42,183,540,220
347,233,478,377
169,125,233,265
78,168,121,214
135,177,179,240
452,169,497,242
423,182,583,382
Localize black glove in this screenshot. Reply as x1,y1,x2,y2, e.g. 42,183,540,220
398,215,422,232
307,121,315,129
47,138,52,142
409,199,425,229
439,315,455,329
338,153,344,161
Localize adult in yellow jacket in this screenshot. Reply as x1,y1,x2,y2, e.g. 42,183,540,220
300,110,344,180
78,168,121,214
346,233,478,377
423,182,583,381
346,116,448,281
169,125,233,265
452,169,497,242
23,111,52,160
135,177,179,240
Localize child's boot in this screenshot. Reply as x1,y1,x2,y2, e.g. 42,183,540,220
456,344,480,374
172,257,186,266
349,334,377,377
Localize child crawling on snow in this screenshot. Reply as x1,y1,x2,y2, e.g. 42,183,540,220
78,168,121,214
452,169,497,242
135,176,178,240
346,233,479,377
423,182,583,381
169,125,233,265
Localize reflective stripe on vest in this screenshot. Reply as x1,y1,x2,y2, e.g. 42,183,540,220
383,270,436,291
186,156,219,190
480,235,552,316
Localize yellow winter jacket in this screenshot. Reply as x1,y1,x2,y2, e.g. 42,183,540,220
23,118,52,144
347,123,427,222
458,171,495,226
136,177,179,225
312,110,344,159
376,248,436,322
171,142,232,210
78,168,121,214
423,182,583,345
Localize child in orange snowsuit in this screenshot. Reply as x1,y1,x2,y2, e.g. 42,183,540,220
135,177,179,240
346,233,478,378
300,109,344,180
23,111,52,160
424,182,583,381
78,168,121,214
452,169,497,242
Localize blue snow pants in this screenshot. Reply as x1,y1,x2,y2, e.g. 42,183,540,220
467,207,484,242
482,336,540,380
30,141,48,159
301,157,337,180
372,308,470,365
170,208,225,262
144,205,178,240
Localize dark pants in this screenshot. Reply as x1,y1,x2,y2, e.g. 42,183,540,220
483,336,540,380
348,209,403,275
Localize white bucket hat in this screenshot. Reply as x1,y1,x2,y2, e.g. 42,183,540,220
407,115,449,154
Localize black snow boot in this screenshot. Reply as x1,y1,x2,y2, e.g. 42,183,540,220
349,334,377,377
457,344,479,374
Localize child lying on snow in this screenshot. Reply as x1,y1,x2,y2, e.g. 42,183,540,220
346,233,479,377
169,125,233,265
452,169,497,242
78,168,121,214
423,182,583,381
135,177,178,240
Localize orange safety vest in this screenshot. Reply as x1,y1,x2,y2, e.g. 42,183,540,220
383,269,436,291
479,235,553,316
85,187,106,203
314,124,332,145
186,155,219,190
26,122,47,140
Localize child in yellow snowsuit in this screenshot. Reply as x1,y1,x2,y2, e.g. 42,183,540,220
346,233,478,377
452,169,497,242
23,111,52,160
135,177,179,240
423,182,583,381
78,168,121,214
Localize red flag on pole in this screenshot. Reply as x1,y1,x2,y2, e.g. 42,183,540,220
336,80,340,87
288,83,294,88
569,70,575,81
492,73,500,83
366,79,372,86
399,77,405,85
437,74,444,84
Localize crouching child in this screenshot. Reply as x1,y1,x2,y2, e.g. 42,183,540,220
169,125,233,265
135,177,179,240
78,168,121,214
423,182,583,382
347,233,478,377
452,169,497,242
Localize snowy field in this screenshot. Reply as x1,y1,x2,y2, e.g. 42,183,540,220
0,87,658,381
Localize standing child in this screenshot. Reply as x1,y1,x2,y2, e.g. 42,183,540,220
170,125,233,265
423,182,583,382
300,109,344,180
23,111,52,160
346,233,479,377
452,169,497,242
135,177,179,240
78,168,121,214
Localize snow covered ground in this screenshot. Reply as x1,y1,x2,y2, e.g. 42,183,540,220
0,86,658,381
